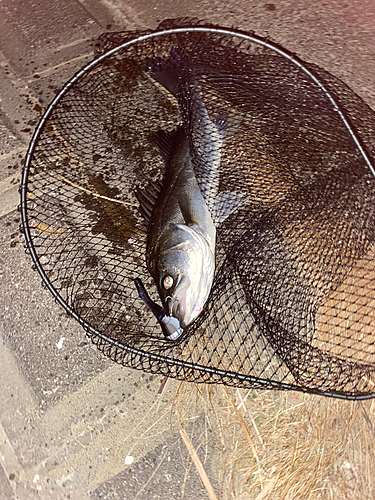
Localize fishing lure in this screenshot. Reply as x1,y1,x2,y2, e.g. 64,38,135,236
134,278,184,340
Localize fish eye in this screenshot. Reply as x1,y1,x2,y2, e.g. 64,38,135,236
162,275,174,290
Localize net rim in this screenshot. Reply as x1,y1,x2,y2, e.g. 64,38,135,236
19,24,375,400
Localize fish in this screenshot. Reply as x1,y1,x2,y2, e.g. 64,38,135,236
136,68,246,339
137,124,219,330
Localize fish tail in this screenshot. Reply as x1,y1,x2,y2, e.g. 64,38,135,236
147,47,186,96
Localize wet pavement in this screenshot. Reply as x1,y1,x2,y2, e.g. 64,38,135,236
0,0,375,499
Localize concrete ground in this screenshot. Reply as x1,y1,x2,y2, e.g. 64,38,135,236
0,1,374,499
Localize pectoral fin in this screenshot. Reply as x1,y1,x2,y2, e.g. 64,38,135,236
213,191,248,224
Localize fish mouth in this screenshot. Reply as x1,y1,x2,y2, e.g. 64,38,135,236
164,276,190,327
172,298,185,321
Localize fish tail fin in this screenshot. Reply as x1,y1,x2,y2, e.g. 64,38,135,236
147,47,185,96
150,66,184,96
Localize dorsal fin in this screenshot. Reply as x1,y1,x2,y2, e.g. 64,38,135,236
151,127,181,164
135,180,162,225
136,127,181,225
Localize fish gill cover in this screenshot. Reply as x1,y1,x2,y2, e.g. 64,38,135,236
20,18,375,399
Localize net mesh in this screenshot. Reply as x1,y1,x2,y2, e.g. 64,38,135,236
21,19,375,399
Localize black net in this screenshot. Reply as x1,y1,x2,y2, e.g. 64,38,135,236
20,19,375,399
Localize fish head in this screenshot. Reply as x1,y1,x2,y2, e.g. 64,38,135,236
155,224,215,329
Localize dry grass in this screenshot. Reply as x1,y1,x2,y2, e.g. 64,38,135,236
169,381,375,500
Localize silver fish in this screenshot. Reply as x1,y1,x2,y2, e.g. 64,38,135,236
137,125,220,330
136,70,244,337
